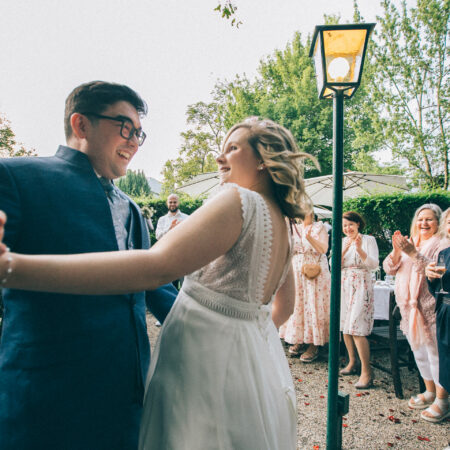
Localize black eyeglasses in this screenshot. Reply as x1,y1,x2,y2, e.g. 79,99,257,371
84,113,147,146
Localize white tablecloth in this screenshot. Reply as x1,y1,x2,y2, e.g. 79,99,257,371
373,284,395,321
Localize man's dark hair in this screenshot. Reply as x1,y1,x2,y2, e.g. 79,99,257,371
64,81,148,140
343,210,366,231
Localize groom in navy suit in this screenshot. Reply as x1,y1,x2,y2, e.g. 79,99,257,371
0,81,177,449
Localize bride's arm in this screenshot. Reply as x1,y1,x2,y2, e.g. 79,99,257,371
271,263,295,328
0,188,243,295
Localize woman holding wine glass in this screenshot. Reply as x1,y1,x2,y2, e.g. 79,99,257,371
424,207,450,423
383,204,449,423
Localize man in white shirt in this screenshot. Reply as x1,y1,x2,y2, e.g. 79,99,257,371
155,194,189,240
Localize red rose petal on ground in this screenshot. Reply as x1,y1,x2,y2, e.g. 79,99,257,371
395,436,401,440
304,394,309,397
320,395,325,399
387,443,394,447
297,379,303,382
356,393,362,397
417,436,430,442
342,424,348,428
388,415,400,423
313,446,319,450
389,409,395,412
411,419,418,423
342,417,347,421
304,402,310,406
364,391,370,395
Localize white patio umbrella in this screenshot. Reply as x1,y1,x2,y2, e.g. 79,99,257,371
177,171,407,212
305,172,408,208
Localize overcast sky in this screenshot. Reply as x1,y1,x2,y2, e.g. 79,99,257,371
0,1,410,180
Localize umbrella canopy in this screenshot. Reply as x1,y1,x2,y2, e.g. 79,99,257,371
177,171,406,212
177,172,220,198
305,172,408,208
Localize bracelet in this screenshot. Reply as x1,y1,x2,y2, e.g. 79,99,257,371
1,249,13,286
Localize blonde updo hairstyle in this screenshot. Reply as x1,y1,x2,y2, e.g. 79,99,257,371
223,117,315,220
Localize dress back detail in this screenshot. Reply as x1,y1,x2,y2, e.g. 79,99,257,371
186,183,291,310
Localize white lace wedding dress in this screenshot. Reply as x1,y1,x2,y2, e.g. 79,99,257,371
139,184,297,450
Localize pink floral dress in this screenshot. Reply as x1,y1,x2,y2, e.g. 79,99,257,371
340,234,379,336
280,222,331,346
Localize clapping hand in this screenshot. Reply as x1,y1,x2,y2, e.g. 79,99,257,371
394,233,416,257
305,225,313,239
342,236,353,255
354,233,363,250
169,219,179,230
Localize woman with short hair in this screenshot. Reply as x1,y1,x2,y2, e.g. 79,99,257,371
340,211,379,389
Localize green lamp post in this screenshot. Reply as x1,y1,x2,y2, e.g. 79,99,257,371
309,23,375,450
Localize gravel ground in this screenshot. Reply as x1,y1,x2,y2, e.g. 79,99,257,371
146,313,449,450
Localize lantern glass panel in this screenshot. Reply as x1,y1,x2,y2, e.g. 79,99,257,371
323,29,367,84
312,34,324,95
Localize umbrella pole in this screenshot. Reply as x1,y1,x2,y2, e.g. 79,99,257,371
326,91,349,449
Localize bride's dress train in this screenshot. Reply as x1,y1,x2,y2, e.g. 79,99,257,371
139,184,297,450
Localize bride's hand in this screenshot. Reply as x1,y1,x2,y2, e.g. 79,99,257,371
0,211,7,255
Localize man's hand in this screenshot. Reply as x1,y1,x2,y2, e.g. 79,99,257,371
425,262,443,280
169,219,179,230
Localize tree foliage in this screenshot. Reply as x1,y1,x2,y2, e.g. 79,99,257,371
0,114,36,158
214,1,242,27
117,169,151,197
362,0,450,188
218,31,393,178
161,94,227,194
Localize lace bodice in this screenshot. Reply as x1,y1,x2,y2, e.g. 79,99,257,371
187,183,291,306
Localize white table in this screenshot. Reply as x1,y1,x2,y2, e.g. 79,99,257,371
373,283,395,321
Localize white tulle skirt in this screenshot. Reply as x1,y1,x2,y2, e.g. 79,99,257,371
139,279,297,450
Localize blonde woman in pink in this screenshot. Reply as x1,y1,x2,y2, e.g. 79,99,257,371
280,212,330,362
383,204,449,423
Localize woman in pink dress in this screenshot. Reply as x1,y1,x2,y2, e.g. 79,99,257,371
340,211,379,389
383,204,449,423
279,212,330,362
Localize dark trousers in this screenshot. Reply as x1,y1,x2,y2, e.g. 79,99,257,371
436,298,450,392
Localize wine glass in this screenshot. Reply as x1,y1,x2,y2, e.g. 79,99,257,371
435,253,447,294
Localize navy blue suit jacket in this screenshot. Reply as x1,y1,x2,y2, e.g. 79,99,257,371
0,146,177,449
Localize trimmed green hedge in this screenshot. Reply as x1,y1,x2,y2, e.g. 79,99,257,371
132,191,449,262
343,190,450,266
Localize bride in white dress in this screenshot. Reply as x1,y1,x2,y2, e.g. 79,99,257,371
0,117,314,449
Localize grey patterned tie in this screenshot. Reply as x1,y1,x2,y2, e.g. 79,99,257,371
99,177,131,250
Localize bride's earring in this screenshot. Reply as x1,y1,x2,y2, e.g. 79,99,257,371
257,163,265,171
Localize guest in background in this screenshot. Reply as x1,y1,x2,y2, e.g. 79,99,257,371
340,211,379,389
155,194,189,240
279,212,330,362
155,194,189,290
424,207,450,423
383,204,449,423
